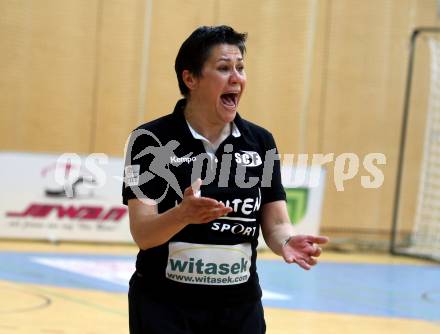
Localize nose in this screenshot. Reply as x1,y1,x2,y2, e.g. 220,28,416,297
229,68,245,85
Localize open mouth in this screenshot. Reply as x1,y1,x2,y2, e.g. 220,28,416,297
220,93,238,109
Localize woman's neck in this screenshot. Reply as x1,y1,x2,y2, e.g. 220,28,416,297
184,99,229,143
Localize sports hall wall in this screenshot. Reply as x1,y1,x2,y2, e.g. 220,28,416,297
1,0,439,247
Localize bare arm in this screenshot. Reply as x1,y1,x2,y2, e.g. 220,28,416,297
260,200,295,255
128,179,232,250
261,200,329,270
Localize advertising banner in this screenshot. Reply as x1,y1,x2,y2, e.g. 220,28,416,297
281,165,326,236
0,152,131,243
0,153,325,245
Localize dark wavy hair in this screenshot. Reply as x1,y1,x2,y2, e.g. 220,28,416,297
175,25,247,96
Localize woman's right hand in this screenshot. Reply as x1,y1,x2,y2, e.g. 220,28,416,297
178,179,232,225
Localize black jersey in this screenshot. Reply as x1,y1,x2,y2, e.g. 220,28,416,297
122,99,286,306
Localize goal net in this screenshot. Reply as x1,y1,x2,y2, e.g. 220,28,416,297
392,29,440,261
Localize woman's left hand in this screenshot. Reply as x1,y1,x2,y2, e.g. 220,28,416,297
281,235,329,270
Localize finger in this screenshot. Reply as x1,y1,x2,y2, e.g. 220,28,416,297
204,207,233,222
218,206,233,215
307,257,318,266
295,258,311,270
305,235,329,245
197,201,231,212
284,256,295,264
183,179,202,198
183,186,199,199
191,178,202,197
309,245,322,257
183,185,194,197
194,196,219,205
215,210,233,218
299,255,316,266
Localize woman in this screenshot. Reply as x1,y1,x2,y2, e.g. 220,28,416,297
123,25,329,334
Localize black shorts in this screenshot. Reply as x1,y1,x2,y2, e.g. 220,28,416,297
129,273,266,334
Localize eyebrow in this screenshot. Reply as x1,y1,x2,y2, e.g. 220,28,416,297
216,57,243,62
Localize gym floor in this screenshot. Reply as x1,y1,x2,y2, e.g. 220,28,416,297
0,241,439,334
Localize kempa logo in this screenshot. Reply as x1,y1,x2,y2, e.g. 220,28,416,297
170,155,196,164
169,257,248,275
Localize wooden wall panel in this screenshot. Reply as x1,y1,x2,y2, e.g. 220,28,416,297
92,0,148,156
319,0,413,238
0,0,98,153
141,0,216,124
304,0,330,154
0,0,30,149
216,0,315,155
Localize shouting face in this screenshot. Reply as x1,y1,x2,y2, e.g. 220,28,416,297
184,43,247,125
